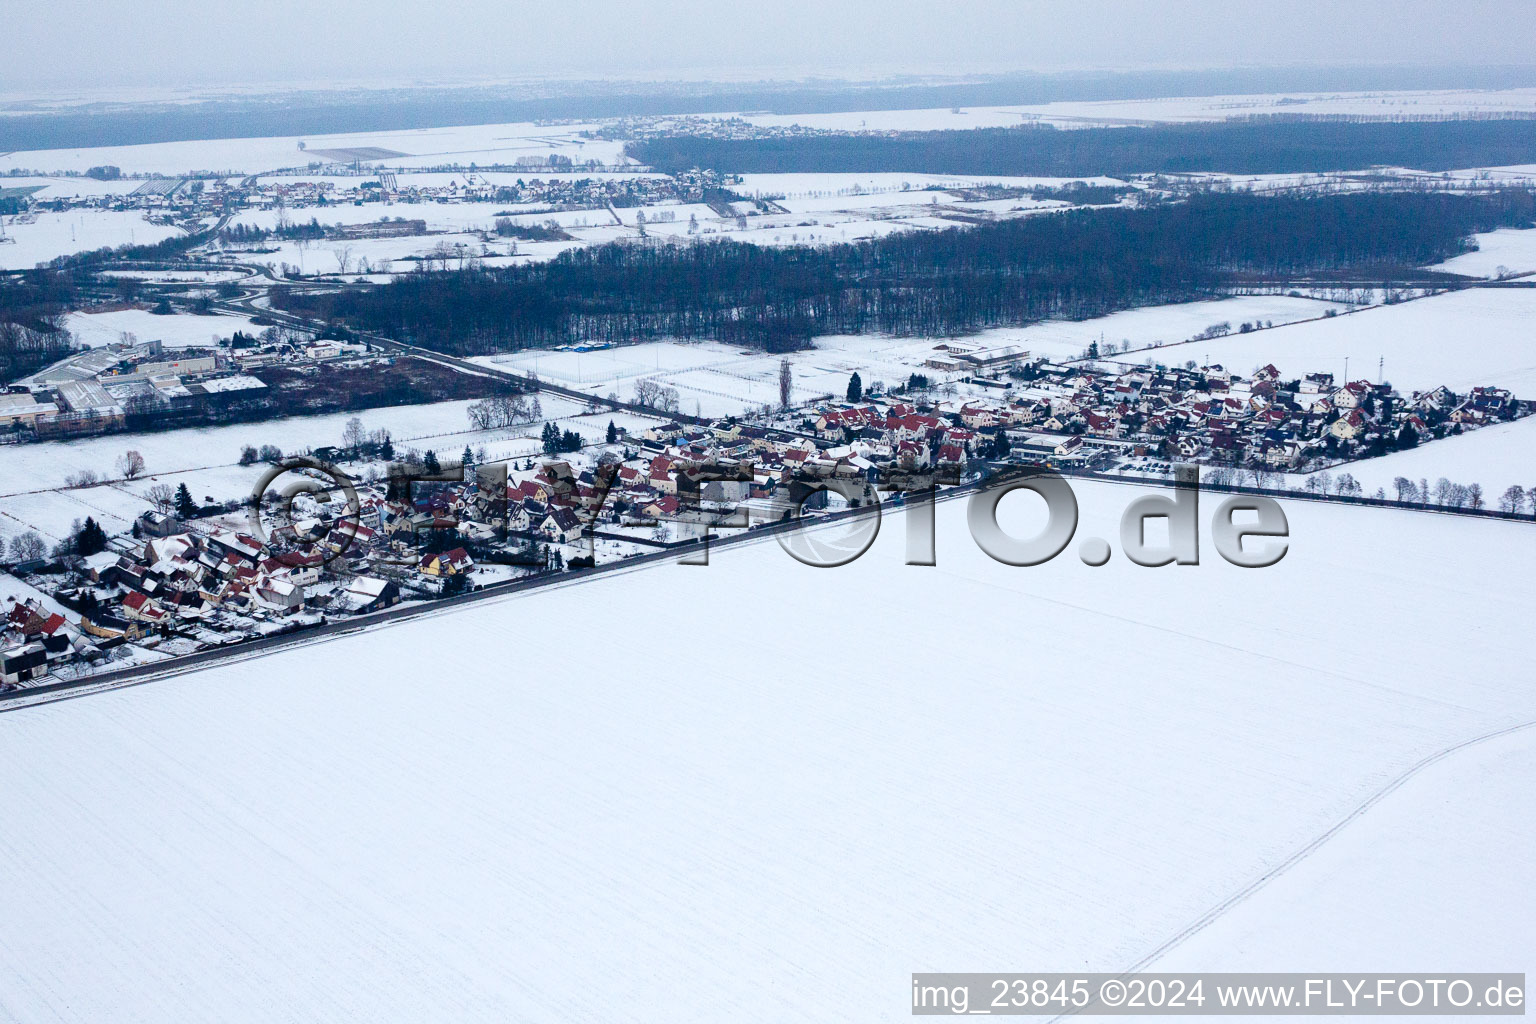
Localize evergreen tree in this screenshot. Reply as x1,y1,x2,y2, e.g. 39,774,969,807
541,422,560,455
379,433,395,460
606,420,618,443
461,445,475,470
423,449,441,474
174,483,197,519
846,372,863,403
75,517,108,556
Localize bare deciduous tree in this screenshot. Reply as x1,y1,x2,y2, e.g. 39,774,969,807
146,483,176,514
116,450,146,480
7,531,47,563
341,416,368,450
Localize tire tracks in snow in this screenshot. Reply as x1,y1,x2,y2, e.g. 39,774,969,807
1046,717,1536,1021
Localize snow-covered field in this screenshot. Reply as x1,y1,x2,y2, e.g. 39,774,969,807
222,230,527,276
0,485,1531,1020
0,209,181,269
217,182,1113,272
728,87,1536,132
1429,226,1536,279
227,199,574,234
1163,723,1536,974
0,121,628,177
731,171,1125,199
0,175,147,200
472,295,1339,417
1295,414,1536,502
62,308,258,349
1150,286,1536,395
998,294,1341,362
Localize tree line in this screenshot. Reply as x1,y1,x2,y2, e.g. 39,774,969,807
272,189,1536,356
0,270,83,380
628,117,1536,178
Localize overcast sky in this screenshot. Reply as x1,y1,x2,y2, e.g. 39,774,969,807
6,0,1535,97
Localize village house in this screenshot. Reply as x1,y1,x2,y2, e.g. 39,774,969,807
419,548,475,577
538,508,584,544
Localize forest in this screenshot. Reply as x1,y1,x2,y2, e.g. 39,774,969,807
0,270,82,380
628,117,1536,178
272,188,1536,356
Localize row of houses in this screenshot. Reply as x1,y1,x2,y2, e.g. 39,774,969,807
8,352,1522,690
800,360,1523,471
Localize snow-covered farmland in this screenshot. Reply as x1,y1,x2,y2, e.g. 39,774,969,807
731,171,1126,200
1295,414,1536,503
0,485,1531,1020
727,87,1536,133
227,199,569,234
1150,286,1536,396
471,294,1338,417
0,209,182,269
223,230,526,276
985,294,1342,362
0,121,628,178
1429,225,1536,279
1162,723,1536,974
0,175,148,200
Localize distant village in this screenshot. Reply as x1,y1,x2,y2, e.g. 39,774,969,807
3,333,1527,692
4,161,746,258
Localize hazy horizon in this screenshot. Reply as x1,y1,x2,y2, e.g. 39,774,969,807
7,0,1536,97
